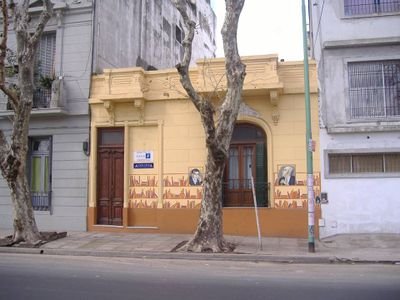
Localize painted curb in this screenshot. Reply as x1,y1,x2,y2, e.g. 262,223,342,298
1,247,398,264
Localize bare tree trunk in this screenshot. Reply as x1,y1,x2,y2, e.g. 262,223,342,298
10,64,40,243
0,0,53,244
173,0,246,252
9,172,41,243
185,153,233,252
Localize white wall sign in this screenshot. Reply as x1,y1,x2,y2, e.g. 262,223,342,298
134,151,154,163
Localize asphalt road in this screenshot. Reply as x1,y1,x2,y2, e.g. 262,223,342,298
0,253,399,300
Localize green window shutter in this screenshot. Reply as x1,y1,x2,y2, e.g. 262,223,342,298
255,142,267,207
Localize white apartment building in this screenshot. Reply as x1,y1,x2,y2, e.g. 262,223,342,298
309,0,400,237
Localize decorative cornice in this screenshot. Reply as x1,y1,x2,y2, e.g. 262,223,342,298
90,56,316,129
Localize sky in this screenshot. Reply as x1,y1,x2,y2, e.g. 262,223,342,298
211,0,304,61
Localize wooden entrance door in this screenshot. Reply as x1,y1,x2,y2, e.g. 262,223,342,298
97,128,124,225
224,144,255,207
223,123,268,207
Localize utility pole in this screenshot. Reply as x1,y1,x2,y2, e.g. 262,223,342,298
301,0,315,253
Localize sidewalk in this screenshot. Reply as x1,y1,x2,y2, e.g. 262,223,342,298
1,230,399,264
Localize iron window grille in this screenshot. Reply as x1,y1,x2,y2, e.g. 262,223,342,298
344,0,400,16
348,60,400,119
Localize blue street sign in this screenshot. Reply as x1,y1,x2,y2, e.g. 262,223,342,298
133,163,154,169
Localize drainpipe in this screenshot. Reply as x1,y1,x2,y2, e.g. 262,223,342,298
302,0,315,253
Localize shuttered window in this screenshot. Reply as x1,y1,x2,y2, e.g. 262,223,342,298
36,32,56,76
328,152,400,175
34,32,56,108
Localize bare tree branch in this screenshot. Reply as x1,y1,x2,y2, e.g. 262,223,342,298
0,129,9,177
0,130,19,181
200,57,226,103
216,0,246,149
0,0,18,109
221,1,245,76
173,0,217,148
22,0,29,10
12,0,53,146
29,0,53,48
173,0,200,104
13,0,29,42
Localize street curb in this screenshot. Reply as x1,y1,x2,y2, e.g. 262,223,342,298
1,246,398,265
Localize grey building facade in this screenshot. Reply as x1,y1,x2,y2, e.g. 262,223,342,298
309,0,400,237
0,0,216,232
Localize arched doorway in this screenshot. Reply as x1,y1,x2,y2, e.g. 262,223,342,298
223,123,268,207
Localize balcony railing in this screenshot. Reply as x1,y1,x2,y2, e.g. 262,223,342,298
3,77,64,112
32,191,51,211
33,88,52,108
33,78,64,109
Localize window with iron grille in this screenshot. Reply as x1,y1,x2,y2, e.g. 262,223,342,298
348,60,400,119
344,0,400,16
328,152,400,176
34,32,56,108
28,137,52,211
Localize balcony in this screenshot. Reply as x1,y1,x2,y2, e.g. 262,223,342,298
0,77,68,117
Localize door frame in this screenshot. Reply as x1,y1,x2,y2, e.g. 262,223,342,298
223,123,268,207
96,127,124,225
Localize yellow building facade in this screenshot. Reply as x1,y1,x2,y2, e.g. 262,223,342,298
88,55,321,238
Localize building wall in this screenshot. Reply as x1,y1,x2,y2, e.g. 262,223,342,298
0,0,216,233
309,0,400,237
88,55,321,237
309,0,400,60
0,116,89,232
320,46,400,128
0,1,93,232
57,2,93,116
320,130,400,236
93,0,216,73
